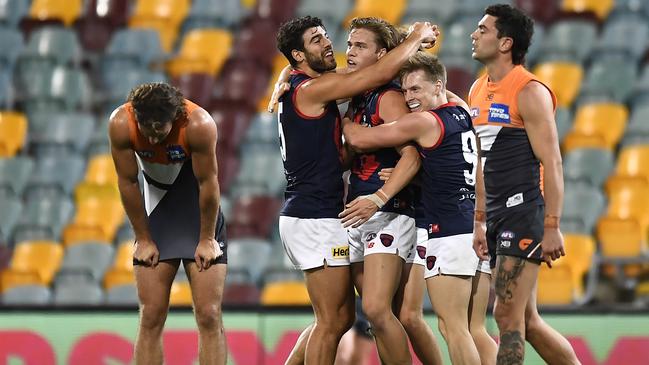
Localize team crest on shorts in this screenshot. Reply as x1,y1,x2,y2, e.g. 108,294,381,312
365,233,377,242
380,234,394,247
416,245,426,259
426,256,437,270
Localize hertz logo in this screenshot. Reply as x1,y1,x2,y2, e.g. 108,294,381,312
332,246,349,258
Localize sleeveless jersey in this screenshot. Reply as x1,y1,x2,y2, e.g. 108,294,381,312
468,65,557,217
277,70,345,219
417,103,477,239
348,82,414,217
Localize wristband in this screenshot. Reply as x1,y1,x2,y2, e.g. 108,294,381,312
365,193,387,208
544,215,560,228
376,188,390,202
474,210,486,223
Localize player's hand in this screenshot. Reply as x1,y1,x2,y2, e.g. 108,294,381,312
268,82,290,113
540,228,565,268
408,22,440,49
339,196,381,228
378,167,394,181
472,222,490,260
194,238,223,271
133,239,159,267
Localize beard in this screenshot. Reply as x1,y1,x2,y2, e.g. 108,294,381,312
305,50,336,73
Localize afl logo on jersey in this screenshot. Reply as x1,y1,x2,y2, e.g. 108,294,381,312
488,103,510,124
166,145,187,162
470,107,479,118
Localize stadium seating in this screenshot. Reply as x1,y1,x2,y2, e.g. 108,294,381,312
14,193,74,242
105,284,138,305
0,28,24,73
223,282,260,305
554,234,596,297
541,20,597,63
57,241,114,283
597,13,649,61
561,0,614,20
184,0,244,30
614,146,649,183
83,154,118,187
23,27,81,66
0,194,22,242
167,29,233,78
604,177,649,242
537,265,576,305
53,281,103,305
1,285,51,305
169,281,193,306
597,217,645,258
0,0,30,28
129,0,191,52
27,155,86,195
252,0,299,26
261,281,310,306
563,148,614,187
533,62,583,108
4,240,63,290
31,113,94,156
0,156,34,197
515,0,560,24
0,112,27,157
62,193,125,245
227,195,281,238
344,0,407,27
227,238,272,283
28,0,84,26
580,56,637,103
75,0,130,52
569,103,628,150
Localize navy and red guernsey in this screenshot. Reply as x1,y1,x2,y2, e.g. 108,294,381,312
347,81,414,217
417,103,477,239
277,70,345,219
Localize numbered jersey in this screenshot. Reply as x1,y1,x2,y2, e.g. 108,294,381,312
348,82,414,216
417,103,477,239
277,70,345,219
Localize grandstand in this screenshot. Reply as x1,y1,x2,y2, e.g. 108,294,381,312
0,0,648,363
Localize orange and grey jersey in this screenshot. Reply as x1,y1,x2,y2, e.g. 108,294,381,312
125,99,227,262
469,65,557,217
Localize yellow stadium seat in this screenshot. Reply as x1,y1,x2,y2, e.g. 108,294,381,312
537,265,574,305
344,0,407,27
112,241,136,272
0,112,27,157
129,0,190,52
103,269,135,290
84,154,118,186
597,217,645,258
553,234,595,297
561,0,614,20
29,0,83,26
74,182,120,204
240,0,256,9
166,29,233,78
604,177,649,241
533,62,583,108
0,270,42,293
170,281,193,306
561,132,608,155
614,146,649,184
62,196,125,245
261,281,311,306
571,103,628,149
8,240,63,286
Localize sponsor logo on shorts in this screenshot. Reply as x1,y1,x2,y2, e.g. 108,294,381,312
166,145,187,162
428,224,440,234
380,234,394,247
426,256,437,270
506,192,524,208
417,245,426,259
136,150,154,159
500,240,511,248
367,242,375,249
500,231,515,240
488,103,510,124
519,238,533,251
331,245,349,259
365,233,377,242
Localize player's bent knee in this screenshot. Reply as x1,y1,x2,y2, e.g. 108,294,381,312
194,303,222,331
361,301,391,327
139,304,168,331
398,309,422,332
493,304,521,330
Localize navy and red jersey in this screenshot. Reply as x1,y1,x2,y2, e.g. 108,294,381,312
417,103,477,239
347,81,414,217
277,70,345,219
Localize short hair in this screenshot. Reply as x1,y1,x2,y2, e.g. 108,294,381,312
349,17,401,52
127,82,186,126
399,52,447,86
277,16,326,67
485,4,534,65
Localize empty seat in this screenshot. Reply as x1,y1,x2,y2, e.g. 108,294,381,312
541,20,596,62
28,0,83,26
53,281,103,305
245,112,278,145
515,0,560,23
57,242,114,283
233,147,285,197
63,195,124,244
0,194,22,242
31,112,94,155
597,217,645,258
7,240,63,287
105,284,138,305
104,29,164,68
563,148,614,187
103,67,168,103
103,269,135,290
22,27,81,66
0,156,34,197
169,281,193,306
597,13,649,60
28,154,85,195
84,154,118,187
561,132,608,154
580,56,637,103
0,0,30,28
222,282,260,306
555,107,572,141
0,28,25,74
537,265,574,305
561,0,614,20
230,19,279,68
605,177,649,237
171,73,215,108
261,281,310,305
111,241,135,273
570,103,628,149
129,0,191,52
167,29,233,78
0,112,27,157
227,195,282,238
74,0,129,52
439,16,477,60
1,284,51,305
227,238,272,283
296,0,352,25
14,193,74,242
210,101,255,153
552,233,595,297
344,0,406,26
185,0,243,29
614,145,649,183
533,62,583,107
214,60,270,108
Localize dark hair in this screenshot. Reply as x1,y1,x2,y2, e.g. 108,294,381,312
128,82,186,126
399,52,446,85
277,16,326,67
485,4,534,65
349,17,401,52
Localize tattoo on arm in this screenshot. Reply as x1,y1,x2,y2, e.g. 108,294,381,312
495,256,526,302
497,330,524,365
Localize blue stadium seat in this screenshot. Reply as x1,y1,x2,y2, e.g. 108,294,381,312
580,55,637,103
0,28,24,74
27,154,86,195
0,0,31,28
22,27,81,66
14,193,75,242
227,238,272,283
56,241,114,284
31,112,94,156
53,281,104,306
597,13,649,60
541,20,597,63
1,285,51,306
563,148,615,187
562,183,606,234
104,29,165,68
0,156,34,197
0,194,22,242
